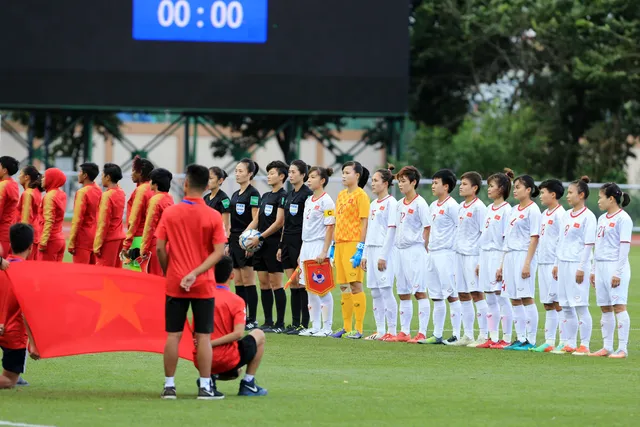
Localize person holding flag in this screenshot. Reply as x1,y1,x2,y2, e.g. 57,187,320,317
67,163,103,264
139,168,174,275
0,156,20,257
38,168,68,262
122,156,154,271
94,164,126,267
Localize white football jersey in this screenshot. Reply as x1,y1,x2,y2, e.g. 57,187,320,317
595,209,633,261
395,195,431,249
455,198,486,256
537,205,566,264
428,196,459,252
479,202,511,251
504,201,542,252
556,207,597,262
301,193,336,242
365,195,397,247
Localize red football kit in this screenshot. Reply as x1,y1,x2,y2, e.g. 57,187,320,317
68,182,102,264
0,177,19,256
140,191,174,276
16,187,42,260
38,169,67,262
94,186,126,267
124,182,154,250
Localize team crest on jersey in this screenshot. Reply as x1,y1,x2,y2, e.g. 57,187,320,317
609,222,615,227
466,212,473,217
439,209,444,215
408,209,414,214
494,215,501,220
312,270,326,284
265,205,273,216
314,205,320,210
289,204,299,215
548,220,553,225
519,214,525,219
236,203,245,215
380,206,385,211
573,223,580,228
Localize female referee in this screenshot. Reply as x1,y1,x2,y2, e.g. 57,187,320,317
204,166,231,237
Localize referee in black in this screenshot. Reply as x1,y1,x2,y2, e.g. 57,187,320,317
204,166,231,237
277,160,313,335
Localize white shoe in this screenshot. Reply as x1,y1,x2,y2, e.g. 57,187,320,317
312,329,332,337
299,328,319,336
453,336,475,347
466,339,485,348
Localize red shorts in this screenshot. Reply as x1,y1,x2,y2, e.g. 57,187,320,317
96,240,124,268
39,239,66,262
73,248,97,265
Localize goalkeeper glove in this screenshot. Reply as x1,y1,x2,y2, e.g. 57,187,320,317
350,242,365,269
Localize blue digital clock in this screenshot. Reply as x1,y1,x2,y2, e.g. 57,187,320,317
133,0,267,43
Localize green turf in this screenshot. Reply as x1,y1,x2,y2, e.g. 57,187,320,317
1,249,639,427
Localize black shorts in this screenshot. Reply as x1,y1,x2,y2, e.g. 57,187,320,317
165,296,214,334
253,238,283,273
280,234,302,270
218,335,258,378
1,346,27,374
229,233,252,269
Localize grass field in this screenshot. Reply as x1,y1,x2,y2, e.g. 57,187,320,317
1,248,639,427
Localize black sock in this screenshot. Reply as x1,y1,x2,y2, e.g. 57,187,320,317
300,290,310,328
246,285,258,322
274,288,287,327
235,286,247,314
290,288,301,326
261,289,274,325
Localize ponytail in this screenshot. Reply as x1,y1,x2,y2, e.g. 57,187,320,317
601,182,632,208
514,174,539,199
22,166,44,192
238,158,259,179
572,175,591,199
342,161,370,188
375,164,395,187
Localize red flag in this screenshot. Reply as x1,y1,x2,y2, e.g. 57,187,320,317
303,259,335,296
6,262,193,360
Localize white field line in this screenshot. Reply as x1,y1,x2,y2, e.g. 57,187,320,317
0,421,57,427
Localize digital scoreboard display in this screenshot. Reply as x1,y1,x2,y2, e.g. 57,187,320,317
0,0,409,115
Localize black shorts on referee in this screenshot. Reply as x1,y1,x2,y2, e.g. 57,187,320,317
165,296,214,334
253,238,283,273
229,233,252,269
280,234,302,270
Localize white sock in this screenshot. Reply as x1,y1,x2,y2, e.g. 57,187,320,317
381,287,398,335
499,296,513,341
244,374,254,382
461,300,475,339
524,303,539,345
616,311,630,353
199,377,211,391
320,292,334,331
418,298,430,336
371,289,385,335
557,309,565,344
486,293,500,341
449,300,462,338
563,306,578,348
399,300,413,335
475,299,488,340
308,292,322,330
433,300,446,338
512,304,526,342
601,312,615,352
165,376,175,388
544,309,558,345
575,306,592,348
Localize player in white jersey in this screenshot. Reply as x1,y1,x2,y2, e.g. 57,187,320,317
387,166,431,343
589,183,633,358
476,170,516,349
531,179,566,353
362,166,399,341
550,177,596,356
453,172,487,347
423,169,461,345
497,174,541,351
298,167,336,337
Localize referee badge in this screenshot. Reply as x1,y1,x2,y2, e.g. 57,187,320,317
289,204,299,215
265,204,273,216
236,203,245,215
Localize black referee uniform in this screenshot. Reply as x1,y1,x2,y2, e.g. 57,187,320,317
281,184,313,331
204,189,231,215
229,184,261,327
254,188,286,331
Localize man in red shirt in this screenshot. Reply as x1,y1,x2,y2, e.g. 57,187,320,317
94,164,126,267
156,164,226,400
0,156,20,257
0,223,40,388
193,256,267,397
138,168,174,276
68,163,103,264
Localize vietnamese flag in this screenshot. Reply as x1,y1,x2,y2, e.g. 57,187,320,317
6,262,194,360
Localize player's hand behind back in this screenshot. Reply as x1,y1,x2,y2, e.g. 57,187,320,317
180,272,197,292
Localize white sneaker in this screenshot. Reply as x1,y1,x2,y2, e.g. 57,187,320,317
466,339,485,348
312,329,332,337
299,328,319,337
453,335,474,347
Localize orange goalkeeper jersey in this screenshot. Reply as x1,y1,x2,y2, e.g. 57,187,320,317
334,188,369,243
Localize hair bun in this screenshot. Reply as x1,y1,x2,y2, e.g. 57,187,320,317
387,163,396,172
326,168,334,177
580,175,591,184
504,168,515,179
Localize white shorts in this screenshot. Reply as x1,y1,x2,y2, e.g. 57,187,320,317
557,261,590,307
537,264,558,304
365,246,395,289
502,251,537,299
479,250,502,293
455,254,480,293
595,261,630,307
393,244,427,295
298,240,325,286
425,250,456,299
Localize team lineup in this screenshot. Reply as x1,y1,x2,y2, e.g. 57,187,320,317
0,153,634,399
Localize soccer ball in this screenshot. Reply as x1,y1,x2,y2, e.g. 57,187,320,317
239,229,262,253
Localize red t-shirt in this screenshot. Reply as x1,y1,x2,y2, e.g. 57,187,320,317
155,197,227,298
0,256,27,349
192,285,246,374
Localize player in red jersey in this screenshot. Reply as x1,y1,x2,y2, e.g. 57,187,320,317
17,166,43,259
0,224,40,388
193,256,267,396
122,156,154,270
0,156,20,257
139,168,174,276
94,163,126,267
68,163,103,264
156,164,226,401
38,168,67,262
